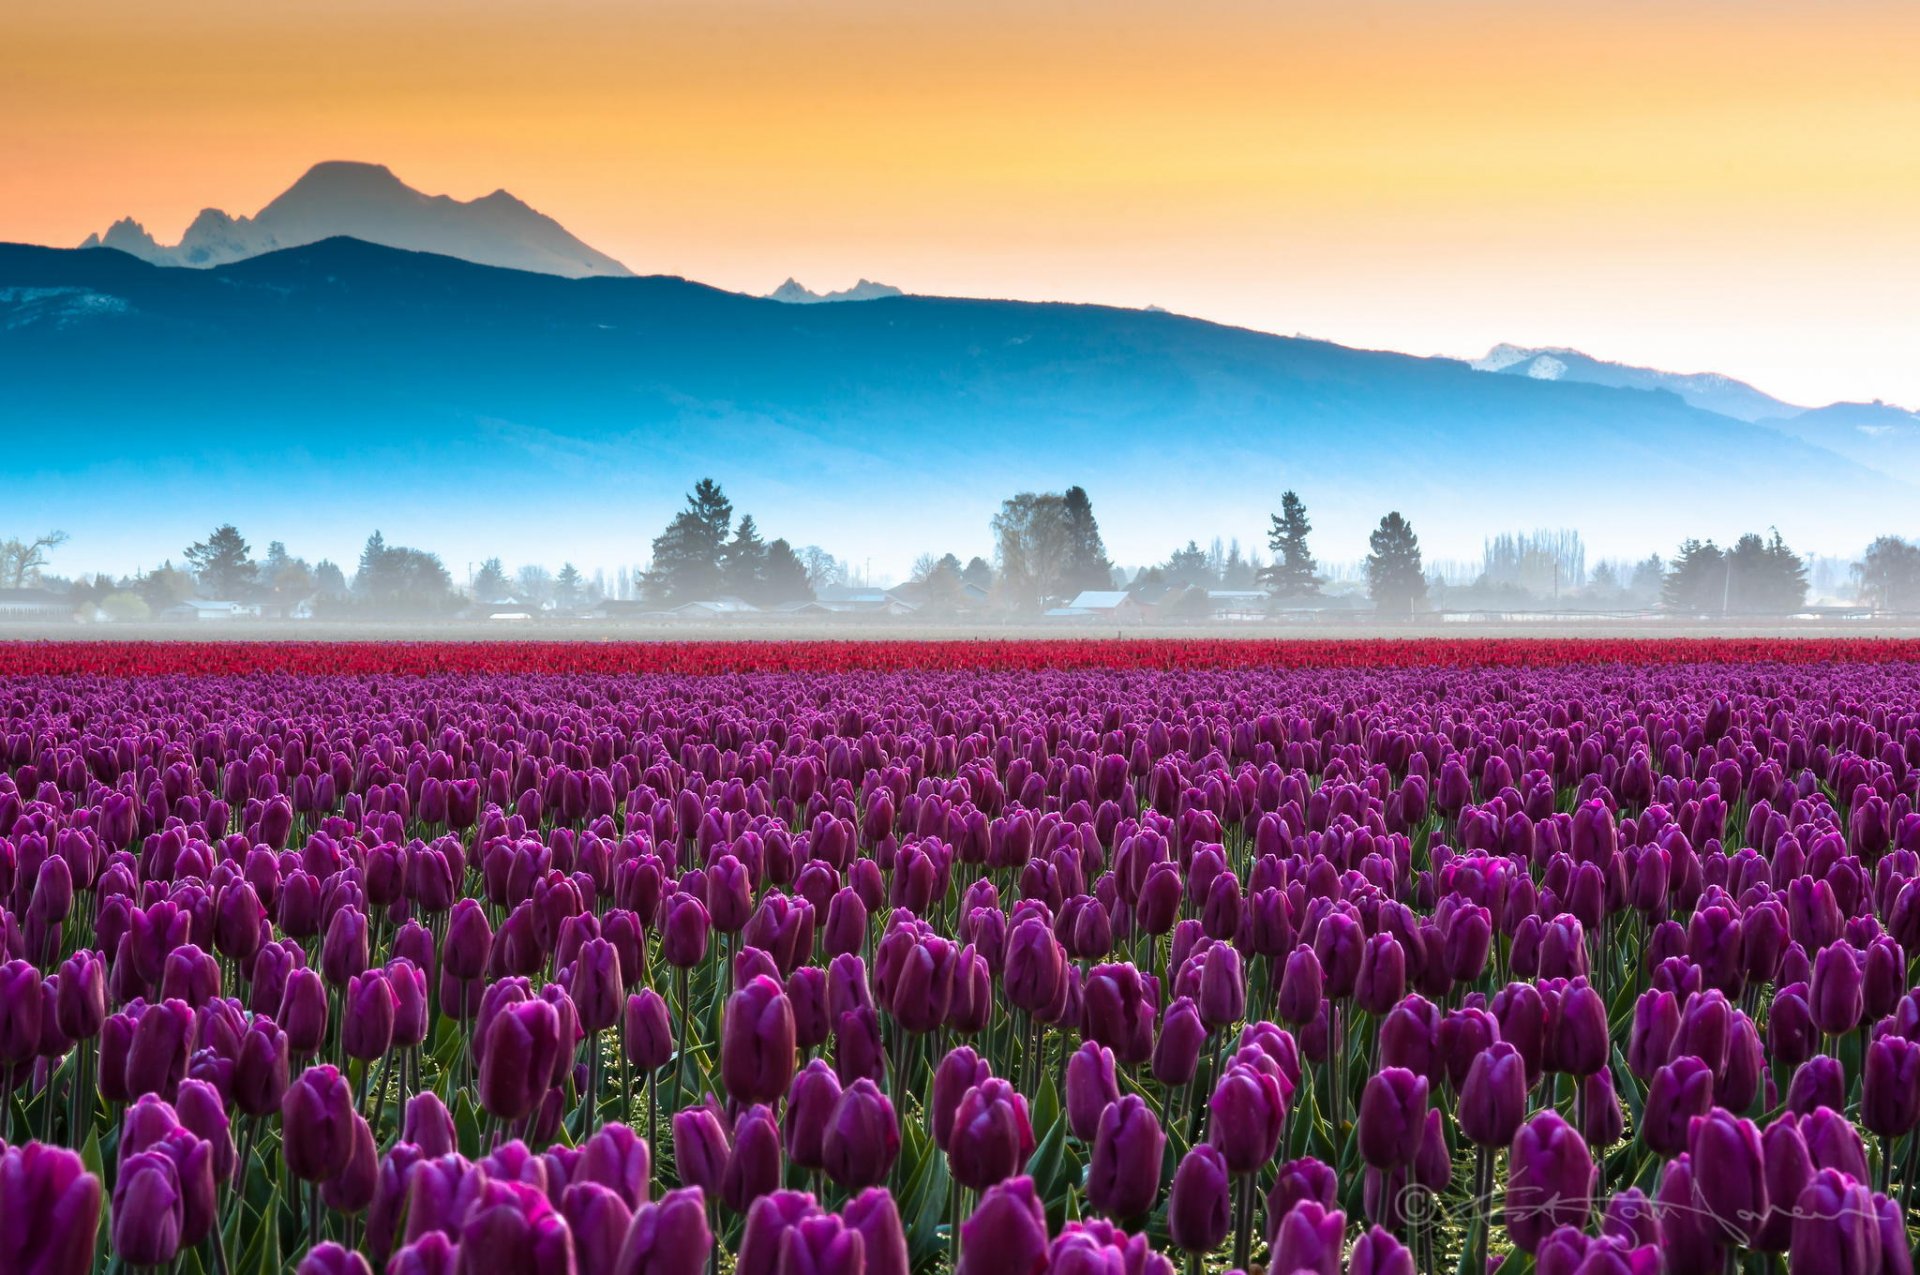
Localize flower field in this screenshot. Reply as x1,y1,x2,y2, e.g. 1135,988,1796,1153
2,642,1918,1275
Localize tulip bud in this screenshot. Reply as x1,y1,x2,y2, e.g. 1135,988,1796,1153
785,1060,844,1171
957,1177,1050,1275
948,1078,1035,1192
1167,1144,1231,1254
342,969,398,1063
1357,1067,1428,1170
823,1078,900,1190
479,999,563,1123
614,1187,712,1275
931,1048,991,1154
0,1142,102,1275
1086,1095,1165,1220
1507,1110,1595,1252
724,1104,785,1214
673,1105,731,1195
111,1150,184,1268
722,975,797,1106
1862,1034,1920,1139
1269,1199,1344,1275
1459,1041,1526,1148
1065,1041,1118,1142
1208,1062,1286,1174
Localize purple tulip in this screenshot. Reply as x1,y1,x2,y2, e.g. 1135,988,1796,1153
1065,1041,1119,1142
1809,942,1864,1036
672,1106,730,1196
404,1091,458,1158
842,1188,909,1275
0,1142,102,1275
1788,1169,1880,1275
957,1177,1050,1275
722,975,797,1106
736,1192,819,1275
1862,1033,1920,1139
948,1077,1035,1191
283,1063,356,1182
1348,1226,1414,1275
453,1178,575,1275
1269,1199,1344,1275
623,989,674,1072
1163,1144,1229,1254
1208,1061,1286,1174
615,1187,712,1275
1357,1067,1428,1169
724,1104,785,1213
479,998,563,1122
785,1060,844,1170
1086,1094,1165,1219
1508,1110,1595,1252
342,968,398,1062
1687,1107,1767,1246
111,1150,183,1268
1459,1041,1527,1148
823,1078,900,1189
577,1121,652,1209
775,1213,866,1275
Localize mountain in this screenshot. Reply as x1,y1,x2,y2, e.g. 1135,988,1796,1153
78,161,632,278
1472,344,1802,422
767,277,905,303
1770,400,1920,481
0,237,1908,571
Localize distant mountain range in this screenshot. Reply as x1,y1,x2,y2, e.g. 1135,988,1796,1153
79,161,632,278
1471,344,1802,422
1473,343,1919,482
0,235,1910,572
767,278,904,304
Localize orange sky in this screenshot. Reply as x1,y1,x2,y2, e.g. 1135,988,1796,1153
6,0,1919,406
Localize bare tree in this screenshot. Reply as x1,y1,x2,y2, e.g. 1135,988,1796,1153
0,530,69,589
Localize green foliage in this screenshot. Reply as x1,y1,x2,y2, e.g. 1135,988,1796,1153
1366,510,1427,614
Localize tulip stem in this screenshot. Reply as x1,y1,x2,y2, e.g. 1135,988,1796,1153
948,1165,962,1272
1230,1172,1256,1271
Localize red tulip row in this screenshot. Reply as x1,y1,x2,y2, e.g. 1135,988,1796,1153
5,636,1920,678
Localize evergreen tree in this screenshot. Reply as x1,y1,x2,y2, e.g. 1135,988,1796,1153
1165,540,1211,585
1366,512,1427,615
555,563,585,607
722,515,768,598
355,531,388,596
1060,486,1112,593
1725,529,1807,613
1661,539,1725,613
762,539,814,605
473,558,511,601
184,524,258,598
1262,491,1321,598
312,561,348,598
961,557,993,590
645,479,734,602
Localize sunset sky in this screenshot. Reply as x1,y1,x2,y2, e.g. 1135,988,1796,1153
6,0,1918,408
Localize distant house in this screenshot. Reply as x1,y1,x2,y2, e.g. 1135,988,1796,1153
1128,581,1210,621
0,588,72,622
594,599,661,621
159,599,254,622
814,586,919,617
1045,590,1143,622
1206,590,1271,620
669,597,762,621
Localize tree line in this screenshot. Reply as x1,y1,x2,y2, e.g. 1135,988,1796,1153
10,490,1920,620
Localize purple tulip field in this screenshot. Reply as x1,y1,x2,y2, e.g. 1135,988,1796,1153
3,644,1920,1275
